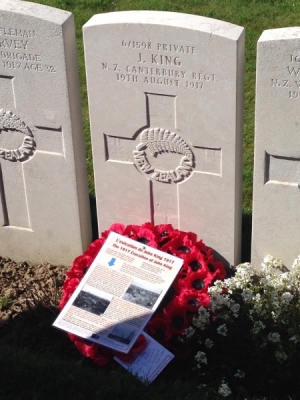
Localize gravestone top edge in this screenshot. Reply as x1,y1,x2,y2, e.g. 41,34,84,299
83,11,244,41
1,0,71,23
259,27,300,42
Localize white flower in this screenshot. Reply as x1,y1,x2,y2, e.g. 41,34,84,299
275,350,287,362
254,293,261,302
218,381,232,397
208,284,222,295
241,288,254,302
291,255,300,271
229,300,240,317
267,332,281,343
197,383,207,389
209,293,228,312
191,255,300,379
261,255,283,272
281,292,294,303
217,324,228,336
289,335,298,343
193,318,205,329
204,338,214,348
209,262,255,295
234,369,245,378
197,306,210,320
185,326,195,338
253,302,265,317
251,321,266,334
193,306,210,329
210,280,224,290
195,351,207,364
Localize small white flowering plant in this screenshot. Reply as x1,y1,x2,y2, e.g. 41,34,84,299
185,255,300,399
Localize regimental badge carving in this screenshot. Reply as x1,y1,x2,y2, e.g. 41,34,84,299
0,109,36,162
133,127,195,183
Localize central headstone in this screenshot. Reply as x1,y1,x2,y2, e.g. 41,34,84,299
0,1,92,266
84,11,244,266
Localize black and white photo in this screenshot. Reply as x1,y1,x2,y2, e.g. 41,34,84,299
122,279,162,309
73,286,112,316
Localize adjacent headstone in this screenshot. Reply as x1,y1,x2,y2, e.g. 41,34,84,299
252,28,300,268
0,1,92,265
84,11,244,266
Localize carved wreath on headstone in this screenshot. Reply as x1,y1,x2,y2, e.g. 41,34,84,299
0,109,36,162
133,127,195,183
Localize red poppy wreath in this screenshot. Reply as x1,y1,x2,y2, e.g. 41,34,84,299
59,222,226,366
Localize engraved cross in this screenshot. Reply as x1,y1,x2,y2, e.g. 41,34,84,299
265,152,300,187
0,75,64,229
103,92,221,227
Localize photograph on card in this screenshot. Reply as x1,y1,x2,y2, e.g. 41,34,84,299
72,285,113,316
122,279,163,309
107,323,137,345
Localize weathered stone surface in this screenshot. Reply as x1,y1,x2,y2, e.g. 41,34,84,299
252,28,300,268
84,11,244,266
0,0,92,265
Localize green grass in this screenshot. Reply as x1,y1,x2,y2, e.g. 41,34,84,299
2,1,300,399
0,295,13,310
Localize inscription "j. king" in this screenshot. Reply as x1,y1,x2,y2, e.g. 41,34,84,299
137,53,181,67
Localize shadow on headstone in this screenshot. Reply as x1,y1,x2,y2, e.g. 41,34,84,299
241,213,252,263
89,194,98,240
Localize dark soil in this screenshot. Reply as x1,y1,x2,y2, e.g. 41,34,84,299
0,256,68,322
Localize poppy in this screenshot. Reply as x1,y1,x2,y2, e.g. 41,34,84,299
101,223,127,239
68,334,111,366
178,289,211,312
61,222,226,367
146,314,173,343
163,299,188,334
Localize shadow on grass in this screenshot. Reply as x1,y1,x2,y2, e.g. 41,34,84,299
1,299,297,400
0,304,202,400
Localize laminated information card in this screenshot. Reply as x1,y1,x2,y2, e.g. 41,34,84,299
54,232,183,353
114,332,174,383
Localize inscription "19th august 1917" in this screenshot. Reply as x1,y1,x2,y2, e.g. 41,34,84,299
101,40,217,90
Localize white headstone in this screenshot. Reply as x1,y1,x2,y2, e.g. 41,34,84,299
0,0,92,266
252,28,300,268
84,11,244,266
